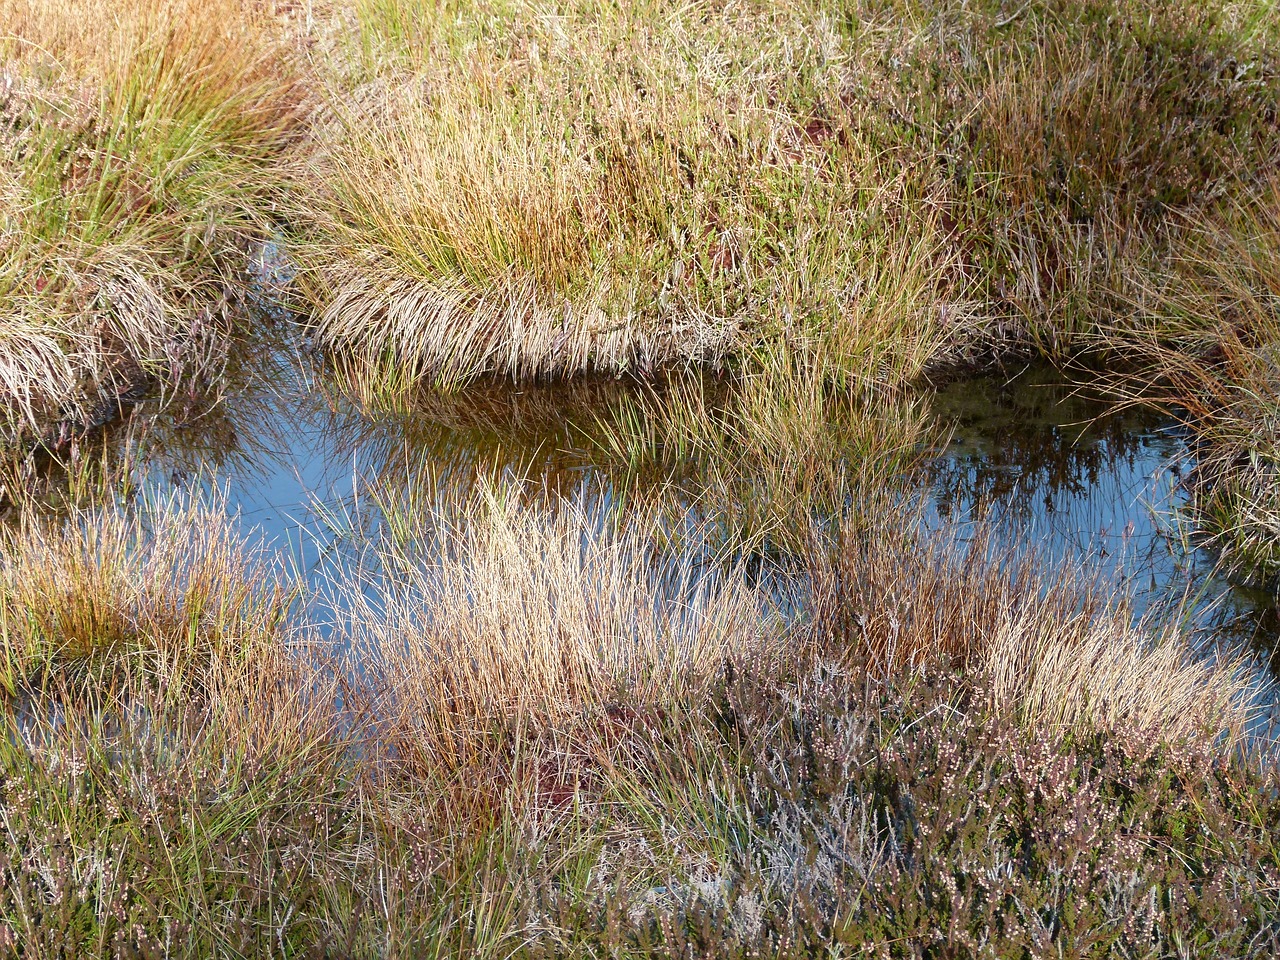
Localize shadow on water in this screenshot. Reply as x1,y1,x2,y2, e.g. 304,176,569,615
926,368,1280,672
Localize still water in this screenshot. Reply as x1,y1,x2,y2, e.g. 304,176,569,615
36,312,1280,678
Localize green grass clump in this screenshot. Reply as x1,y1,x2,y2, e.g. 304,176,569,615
290,0,973,388
0,0,306,446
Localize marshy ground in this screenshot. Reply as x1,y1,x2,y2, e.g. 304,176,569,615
3,0,1280,956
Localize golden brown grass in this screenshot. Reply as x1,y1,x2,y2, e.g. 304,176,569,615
0,483,1269,952
335,485,790,780
0,0,1274,957
810,505,1262,743
291,0,971,389
289,0,1279,393
0,0,307,445
0,492,288,695
985,614,1255,743
1,2,1277,948
0,497,350,953
0,0,302,97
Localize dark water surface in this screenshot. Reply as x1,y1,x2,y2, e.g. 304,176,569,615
926,370,1280,672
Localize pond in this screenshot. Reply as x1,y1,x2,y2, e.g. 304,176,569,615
22,300,1280,683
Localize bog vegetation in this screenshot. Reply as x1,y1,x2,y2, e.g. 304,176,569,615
1,0,1279,955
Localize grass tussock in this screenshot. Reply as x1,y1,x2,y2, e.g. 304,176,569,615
290,0,1279,391
985,615,1255,741
0,492,287,696
0,0,307,444
1108,177,1280,582
291,0,973,387
336,484,790,786
811,507,1262,744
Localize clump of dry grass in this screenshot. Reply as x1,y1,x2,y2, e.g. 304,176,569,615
0,492,288,696
810,506,1263,745
317,457,1263,778
984,614,1256,742
334,484,790,782
0,3,1273,946
0,0,307,445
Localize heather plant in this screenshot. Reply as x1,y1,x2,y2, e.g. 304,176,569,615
571,659,1280,958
